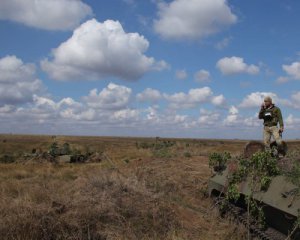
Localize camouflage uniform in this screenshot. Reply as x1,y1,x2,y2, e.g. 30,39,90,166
258,104,284,150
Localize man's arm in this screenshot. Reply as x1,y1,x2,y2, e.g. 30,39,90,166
277,107,284,131
258,106,265,119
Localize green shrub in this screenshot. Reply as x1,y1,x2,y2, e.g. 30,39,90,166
209,152,231,172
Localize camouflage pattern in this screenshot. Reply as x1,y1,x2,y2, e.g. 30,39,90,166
259,104,284,151
264,126,282,150
259,105,283,128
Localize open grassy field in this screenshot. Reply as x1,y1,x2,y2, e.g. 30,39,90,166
0,134,299,240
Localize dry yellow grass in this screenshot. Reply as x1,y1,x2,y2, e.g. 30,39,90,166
1,163,177,239
0,162,245,240
1,134,299,239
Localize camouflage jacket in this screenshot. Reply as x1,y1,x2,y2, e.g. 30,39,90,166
258,104,284,127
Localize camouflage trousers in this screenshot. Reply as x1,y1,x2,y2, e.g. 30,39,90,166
263,126,282,150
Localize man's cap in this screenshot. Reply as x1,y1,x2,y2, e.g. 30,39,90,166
264,96,272,103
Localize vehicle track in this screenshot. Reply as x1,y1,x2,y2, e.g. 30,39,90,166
214,197,287,240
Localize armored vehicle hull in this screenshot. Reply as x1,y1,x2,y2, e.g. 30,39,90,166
208,141,300,239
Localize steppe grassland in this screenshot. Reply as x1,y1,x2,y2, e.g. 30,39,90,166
3,134,297,239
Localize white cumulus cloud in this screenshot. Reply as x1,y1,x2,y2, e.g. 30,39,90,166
33,95,57,110
290,92,300,109
194,69,211,83
33,95,82,111
229,106,239,115
164,87,222,109
241,114,261,127
136,88,162,102
239,92,277,108
111,109,139,122
285,114,300,128
223,105,239,126
60,108,96,121
0,55,43,105
0,104,15,113
41,19,166,81
0,0,92,30
199,109,220,125
83,83,132,110
282,61,300,80
216,56,259,75
0,82,142,130
153,0,237,40
212,95,226,107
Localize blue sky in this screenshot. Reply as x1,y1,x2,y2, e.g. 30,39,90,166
0,0,300,139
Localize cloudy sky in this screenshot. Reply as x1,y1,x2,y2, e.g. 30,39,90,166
1,0,300,139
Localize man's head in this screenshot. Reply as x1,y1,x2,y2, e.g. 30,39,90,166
264,96,272,107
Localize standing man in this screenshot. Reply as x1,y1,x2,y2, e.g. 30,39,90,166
258,96,284,152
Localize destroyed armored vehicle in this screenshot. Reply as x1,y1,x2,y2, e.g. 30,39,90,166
208,140,300,240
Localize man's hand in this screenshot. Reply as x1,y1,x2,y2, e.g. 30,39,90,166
279,127,284,133
261,103,265,109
